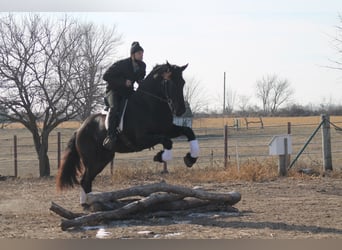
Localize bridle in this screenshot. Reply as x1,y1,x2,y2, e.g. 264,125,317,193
137,79,175,114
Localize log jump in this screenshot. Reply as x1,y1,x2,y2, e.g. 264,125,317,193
50,181,241,231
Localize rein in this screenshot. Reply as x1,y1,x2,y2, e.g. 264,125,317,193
137,79,175,114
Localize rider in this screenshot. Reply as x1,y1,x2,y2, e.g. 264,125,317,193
102,41,146,150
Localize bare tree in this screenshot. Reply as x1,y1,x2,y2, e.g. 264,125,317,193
237,94,250,114
183,77,208,114
225,87,237,114
0,14,121,176
73,23,121,120
0,105,9,128
255,74,293,115
256,75,276,114
212,86,237,115
269,78,293,114
330,14,342,71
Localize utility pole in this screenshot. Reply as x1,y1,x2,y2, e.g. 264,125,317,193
223,72,226,114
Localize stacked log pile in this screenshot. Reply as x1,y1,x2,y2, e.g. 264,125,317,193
50,181,241,231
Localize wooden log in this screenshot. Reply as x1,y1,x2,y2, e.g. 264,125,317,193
50,202,85,219
61,192,184,230
146,204,239,218
92,197,232,213
86,181,241,206
148,197,233,212
52,197,238,218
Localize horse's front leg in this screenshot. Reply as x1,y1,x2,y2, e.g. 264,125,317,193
136,134,174,162
167,125,199,167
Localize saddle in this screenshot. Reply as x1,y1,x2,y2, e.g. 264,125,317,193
103,100,126,131
103,100,137,151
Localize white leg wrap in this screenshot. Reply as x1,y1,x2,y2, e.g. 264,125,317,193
162,149,173,161
80,187,87,205
190,140,200,158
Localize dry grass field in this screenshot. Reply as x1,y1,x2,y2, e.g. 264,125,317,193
0,116,342,239
4,115,340,129
1,116,342,177
193,116,328,129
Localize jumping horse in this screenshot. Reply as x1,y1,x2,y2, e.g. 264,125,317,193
56,62,200,205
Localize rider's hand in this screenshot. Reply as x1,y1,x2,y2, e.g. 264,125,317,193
125,80,132,87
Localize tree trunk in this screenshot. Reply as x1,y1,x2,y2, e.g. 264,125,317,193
32,129,51,177
39,133,51,177
39,150,50,177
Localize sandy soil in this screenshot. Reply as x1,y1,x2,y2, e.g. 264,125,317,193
0,175,341,239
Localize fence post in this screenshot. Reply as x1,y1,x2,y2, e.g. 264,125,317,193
57,132,61,169
14,135,18,178
278,138,288,176
287,122,291,134
321,114,333,171
287,122,291,169
224,125,228,168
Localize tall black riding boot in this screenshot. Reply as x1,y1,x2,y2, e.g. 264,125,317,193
103,107,118,150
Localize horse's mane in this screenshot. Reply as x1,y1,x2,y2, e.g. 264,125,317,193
144,64,168,82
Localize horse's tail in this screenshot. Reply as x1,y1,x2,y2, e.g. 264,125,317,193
56,132,81,191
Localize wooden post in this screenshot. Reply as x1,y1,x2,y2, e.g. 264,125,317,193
321,114,333,171
57,132,61,169
224,125,228,168
259,116,264,129
278,138,288,177
14,135,18,178
287,122,291,134
235,140,240,173
223,72,226,114
244,118,249,129
287,122,291,168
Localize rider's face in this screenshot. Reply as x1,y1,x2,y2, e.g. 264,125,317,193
133,51,144,61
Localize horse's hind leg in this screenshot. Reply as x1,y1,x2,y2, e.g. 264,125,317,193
80,169,91,206
79,154,114,206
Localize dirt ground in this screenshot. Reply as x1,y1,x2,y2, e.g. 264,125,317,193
0,175,341,239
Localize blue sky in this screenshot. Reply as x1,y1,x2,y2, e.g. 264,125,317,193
4,0,342,111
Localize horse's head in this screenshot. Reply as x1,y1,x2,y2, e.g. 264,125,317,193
141,62,188,116
158,62,188,116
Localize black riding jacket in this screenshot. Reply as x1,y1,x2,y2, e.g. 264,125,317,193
103,57,146,96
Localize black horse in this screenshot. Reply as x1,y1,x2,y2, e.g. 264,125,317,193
56,62,200,205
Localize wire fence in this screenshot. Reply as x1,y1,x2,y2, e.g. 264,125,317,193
1,119,342,178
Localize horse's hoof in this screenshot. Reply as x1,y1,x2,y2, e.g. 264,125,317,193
153,150,164,163
184,152,197,168
160,170,169,174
